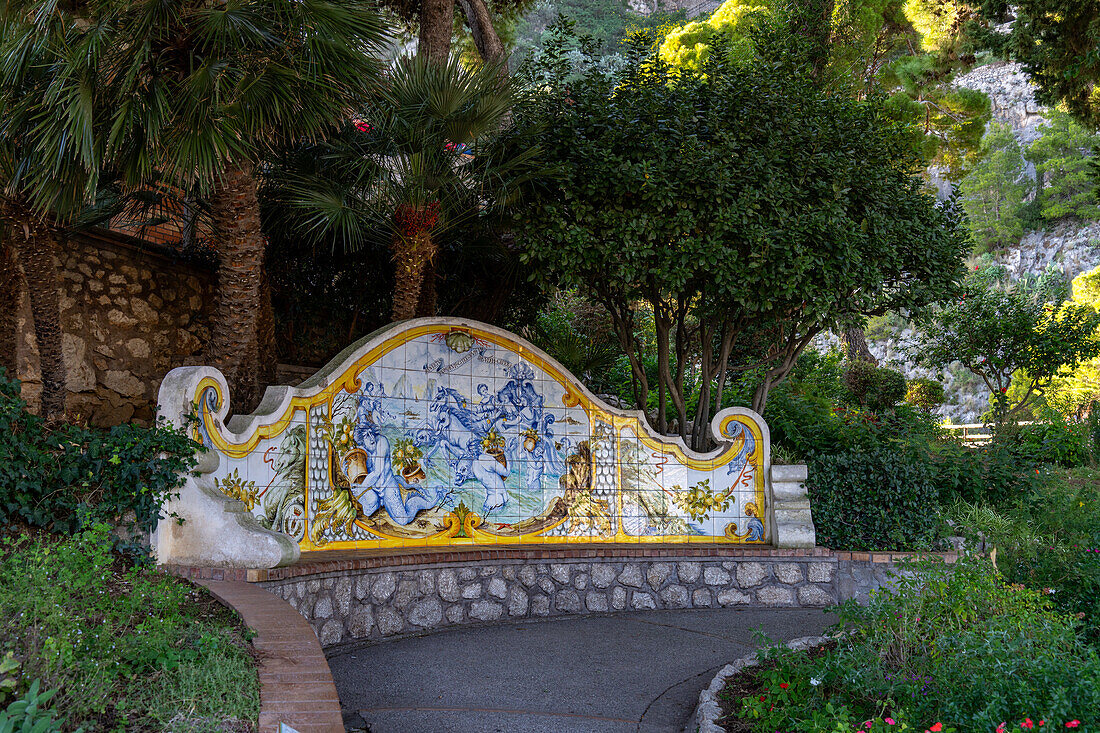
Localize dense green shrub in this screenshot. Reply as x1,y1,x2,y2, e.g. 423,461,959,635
0,526,258,731
731,557,1100,730
808,446,940,550
841,361,907,412
1004,418,1094,467
0,370,198,551
905,377,945,409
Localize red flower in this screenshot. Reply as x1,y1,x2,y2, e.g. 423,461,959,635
1023,720,1035,730
779,683,789,689
758,695,765,702
929,725,943,732
1066,723,1079,729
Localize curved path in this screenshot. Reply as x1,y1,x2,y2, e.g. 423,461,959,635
328,607,834,733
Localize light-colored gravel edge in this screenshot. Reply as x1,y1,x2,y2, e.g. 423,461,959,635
685,635,828,733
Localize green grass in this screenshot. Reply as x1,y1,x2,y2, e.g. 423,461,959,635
0,526,259,732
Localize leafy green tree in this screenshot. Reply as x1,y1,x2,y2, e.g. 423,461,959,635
984,0,1100,130
903,0,977,57
505,27,968,450
959,124,1028,251
1040,265,1100,417
1026,110,1100,221
912,265,1100,423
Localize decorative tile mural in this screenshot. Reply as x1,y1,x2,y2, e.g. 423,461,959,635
187,320,769,551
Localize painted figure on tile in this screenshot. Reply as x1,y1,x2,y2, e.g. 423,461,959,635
351,417,441,525
259,424,307,540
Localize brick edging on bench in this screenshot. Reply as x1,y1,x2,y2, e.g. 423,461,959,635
163,547,959,648
160,545,957,583
195,579,344,733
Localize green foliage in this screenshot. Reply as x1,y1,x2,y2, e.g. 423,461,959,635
0,370,197,551
912,264,1100,424
988,0,1100,130
730,557,1100,730
0,681,62,733
882,54,992,176
951,467,1100,646
903,0,977,56
1044,265,1100,417
808,446,940,550
958,123,1028,250
526,291,621,391
657,0,774,71
508,22,967,447
905,377,946,409
842,362,907,412
1026,110,1100,221
0,526,259,730
1002,418,1094,467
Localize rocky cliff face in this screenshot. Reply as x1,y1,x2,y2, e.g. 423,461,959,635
844,62,1100,424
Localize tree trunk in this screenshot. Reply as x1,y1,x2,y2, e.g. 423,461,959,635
9,213,66,420
457,0,507,70
841,326,878,365
0,240,21,379
207,163,276,413
391,229,435,321
418,0,454,64
416,259,438,317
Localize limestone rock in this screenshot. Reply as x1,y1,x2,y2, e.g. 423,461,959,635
647,562,673,589
347,604,374,638
703,566,731,586
409,599,443,627
736,562,768,588
591,563,617,588
470,600,503,621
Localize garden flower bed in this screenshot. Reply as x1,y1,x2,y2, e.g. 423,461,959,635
715,557,1100,732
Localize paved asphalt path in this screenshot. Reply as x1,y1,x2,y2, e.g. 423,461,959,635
328,607,834,733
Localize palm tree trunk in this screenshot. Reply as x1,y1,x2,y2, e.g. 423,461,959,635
391,229,435,321
418,0,454,64
0,240,20,379
416,260,438,317
207,163,276,412
8,212,65,420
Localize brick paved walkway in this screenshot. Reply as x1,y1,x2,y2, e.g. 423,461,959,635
198,580,344,733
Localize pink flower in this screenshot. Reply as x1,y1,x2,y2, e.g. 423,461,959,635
999,724,1007,733
885,719,896,726
1065,723,1079,729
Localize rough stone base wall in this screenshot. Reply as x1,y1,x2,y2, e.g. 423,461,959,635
260,558,839,647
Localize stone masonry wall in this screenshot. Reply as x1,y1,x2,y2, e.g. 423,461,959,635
261,557,839,648
15,229,214,425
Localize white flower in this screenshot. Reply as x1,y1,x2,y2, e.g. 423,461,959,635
810,677,822,687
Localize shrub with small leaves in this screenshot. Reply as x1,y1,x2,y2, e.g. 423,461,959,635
0,369,198,552
906,378,945,410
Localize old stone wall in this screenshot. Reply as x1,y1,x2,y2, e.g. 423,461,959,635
261,556,839,647
15,229,214,425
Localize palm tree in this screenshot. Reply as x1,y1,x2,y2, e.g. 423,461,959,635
0,13,101,419
269,54,536,321
64,0,388,409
